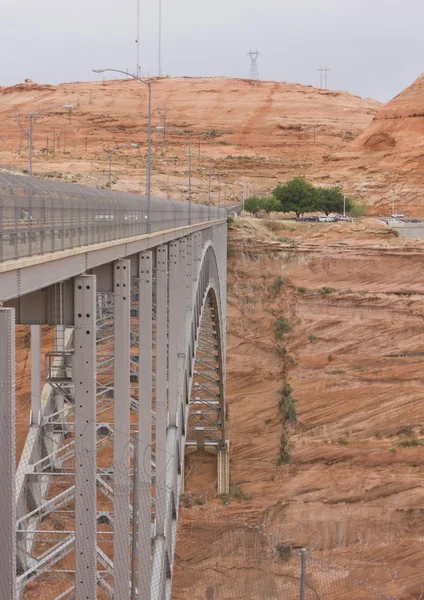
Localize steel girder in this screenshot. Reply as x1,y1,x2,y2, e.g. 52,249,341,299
8,223,227,599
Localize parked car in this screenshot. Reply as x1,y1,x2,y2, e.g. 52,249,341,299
392,213,404,218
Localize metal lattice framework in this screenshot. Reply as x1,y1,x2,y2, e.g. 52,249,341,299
0,173,229,599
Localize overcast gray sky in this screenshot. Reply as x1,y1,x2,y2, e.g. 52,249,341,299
0,0,421,102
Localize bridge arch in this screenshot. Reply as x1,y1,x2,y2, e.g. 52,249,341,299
0,172,229,599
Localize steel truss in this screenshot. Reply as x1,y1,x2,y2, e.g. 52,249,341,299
6,224,228,599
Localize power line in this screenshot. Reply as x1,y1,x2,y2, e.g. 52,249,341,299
318,66,330,90
248,50,260,80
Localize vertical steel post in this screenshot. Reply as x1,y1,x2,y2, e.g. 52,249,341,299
185,236,194,378
168,242,179,427
188,136,192,225
74,275,97,600
300,548,307,600
155,245,168,535
0,309,16,600
108,151,112,190
113,259,131,598
30,325,41,425
178,238,187,354
147,83,152,234
29,115,34,178
138,250,152,600
131,431,139,600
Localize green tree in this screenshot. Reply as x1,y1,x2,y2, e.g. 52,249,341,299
315,186,352,215
263,197,281,213
272,178,316,217
244,196,264,214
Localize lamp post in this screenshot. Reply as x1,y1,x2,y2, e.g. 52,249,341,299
235,181,250,211
156,126,192,225
93,68,152,233
208,167,211,221
27,104,73,177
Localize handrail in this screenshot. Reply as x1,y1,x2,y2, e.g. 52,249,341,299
0,173,227,263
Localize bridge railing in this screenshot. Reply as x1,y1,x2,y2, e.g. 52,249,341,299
0,173,227,263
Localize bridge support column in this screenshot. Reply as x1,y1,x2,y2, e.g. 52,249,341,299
138,251,152,600
178,238,187,355
217,441,230,495
168,241,179,427
74,275,97,600
155,245,168,536
113,259,131,598
185,236,194,378
31,325,41,424
0,309,16,600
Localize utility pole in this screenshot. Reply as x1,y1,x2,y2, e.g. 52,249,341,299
158,0,162,76
248,50,260,80
136,0,141,77
318,66,330,90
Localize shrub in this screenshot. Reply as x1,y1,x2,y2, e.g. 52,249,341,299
327,354,335,362
276,543,292,561
275,318,292,339
348,202,368,217
337,438,349,445
278,434,292,465
327,369,344,375
308,333,317,343
397,426,414,436
278,384,297,426
265,418,272,425
398,438,421,448
320,287,336,295
297,287,307,294
271,277,284,295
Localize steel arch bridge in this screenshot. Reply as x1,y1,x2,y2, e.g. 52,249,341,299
0,174,230,599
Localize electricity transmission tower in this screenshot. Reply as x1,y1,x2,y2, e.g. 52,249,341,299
318,66,330,89
248,50,260,80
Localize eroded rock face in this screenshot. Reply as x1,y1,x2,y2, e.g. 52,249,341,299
363,132,396,150
312,73,424,214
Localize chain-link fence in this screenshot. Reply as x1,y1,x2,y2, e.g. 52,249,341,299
173,511,423,600
0,172,226,262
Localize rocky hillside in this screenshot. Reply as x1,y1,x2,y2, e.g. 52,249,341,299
316,74,424,215
0,77,380,203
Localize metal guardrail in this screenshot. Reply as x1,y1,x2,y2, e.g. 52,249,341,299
0,173,226,263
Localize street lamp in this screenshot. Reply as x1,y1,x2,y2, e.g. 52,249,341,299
235,181,250,211
93,68,152,233
156,126,192,225
27,104,73,177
